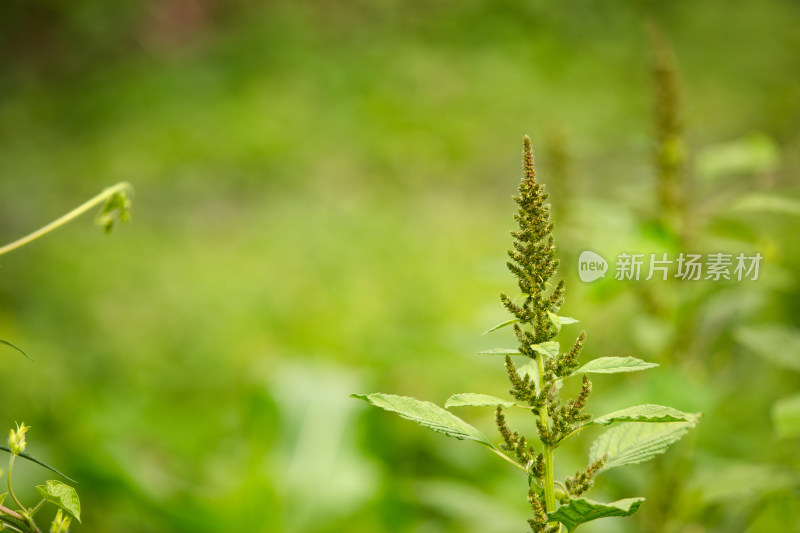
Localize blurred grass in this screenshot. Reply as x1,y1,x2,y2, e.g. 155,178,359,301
1,1,800,532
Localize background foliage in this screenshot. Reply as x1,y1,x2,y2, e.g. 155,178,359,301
1,1,799,532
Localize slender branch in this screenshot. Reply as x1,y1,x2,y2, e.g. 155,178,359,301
555,425,587,448
489,446,529,473
28,499,46,517
0,504,25,521
7,455,26,512
0,182,132,257
5,456,40,533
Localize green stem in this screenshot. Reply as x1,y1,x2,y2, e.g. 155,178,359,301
489,446,528,473
7,455,25,511
556,425,586,447
6,456,36,532
28,499,46,517
0,182,132,257
536,356,557,519
543,445,556,511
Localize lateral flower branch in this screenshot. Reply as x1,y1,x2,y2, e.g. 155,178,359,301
353,137,699,532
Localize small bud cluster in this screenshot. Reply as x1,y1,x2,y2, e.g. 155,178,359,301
565,455,608,499
495,406,535,465
8,422,30,456
511,322,539,359
505,356,537,405
50,509,72,533
96,187,133,234
551,375,592,441
553,331,586,378
527,489,560,533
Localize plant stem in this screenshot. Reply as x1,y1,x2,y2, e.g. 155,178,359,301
0,182,132,257
5,456,37,532
543,445,556,510
28,499,45,517
556,425,586,447
7,455,26,511
490,447,529,473
0,504,25,522
536,355,558,522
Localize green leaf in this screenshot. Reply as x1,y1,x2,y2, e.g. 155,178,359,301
477,348,521,356
477,343,558,359
0,446,76,482
0,339,32,361
695,132,779,181
690,460,799,504
732,193,800,216
532,341,559,358
445,393,517,409
587,405,698,426
554,315,579,325
735,324,800,373
589,421,696,471
351,393,493,446
412,480,526,532
36,480,81,523
481,318,520,335
548,497,645,532
772,394,800,439
574,357,658,375
548,311,579,333
517,361,539,387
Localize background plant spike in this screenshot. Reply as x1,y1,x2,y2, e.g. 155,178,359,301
354,137,697,532
646,21,686,238
543,125,573,224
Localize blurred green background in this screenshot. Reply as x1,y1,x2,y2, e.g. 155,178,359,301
1,1,799,532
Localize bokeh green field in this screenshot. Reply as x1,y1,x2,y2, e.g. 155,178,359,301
1,2,799,532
